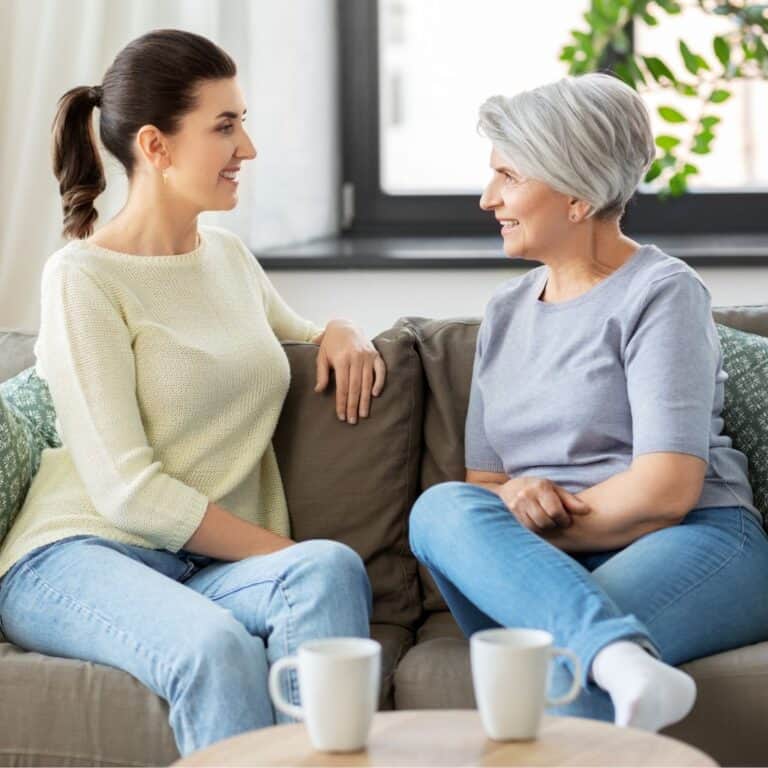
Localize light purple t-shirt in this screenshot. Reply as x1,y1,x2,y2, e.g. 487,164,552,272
465,243,759,520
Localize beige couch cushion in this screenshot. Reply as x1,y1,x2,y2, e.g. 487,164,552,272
0,332,36,383
273,326,424,630
396,610,768,766
713,304,768,336
0,622,410,766
0,640,179,767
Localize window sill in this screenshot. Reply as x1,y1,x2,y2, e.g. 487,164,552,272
254,233,768,270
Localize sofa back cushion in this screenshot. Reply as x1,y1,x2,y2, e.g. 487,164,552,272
394,317,480,612
0,394,37,545
273,325,424,630
0,332,37,382
716,324,768,527
713,305,768,336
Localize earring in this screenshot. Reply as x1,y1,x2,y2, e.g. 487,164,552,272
162,170,169,185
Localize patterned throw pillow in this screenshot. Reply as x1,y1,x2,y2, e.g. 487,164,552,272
717,324,768,529
0,368,61,545
0,394,38,543
1,367,61,452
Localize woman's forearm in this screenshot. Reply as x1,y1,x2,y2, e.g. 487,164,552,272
541,466,686,552
182,501,295,560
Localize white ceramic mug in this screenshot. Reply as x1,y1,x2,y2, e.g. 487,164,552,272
470,628,581,741
268,637,381,752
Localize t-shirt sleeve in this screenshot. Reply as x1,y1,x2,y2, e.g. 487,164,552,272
35,261,210,552
624,272,718,462
227,232,323,342
464,321,505,473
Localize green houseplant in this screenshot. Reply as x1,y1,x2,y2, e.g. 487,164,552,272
561,0,768,195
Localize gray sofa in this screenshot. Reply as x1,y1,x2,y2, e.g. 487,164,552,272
1,307,767,766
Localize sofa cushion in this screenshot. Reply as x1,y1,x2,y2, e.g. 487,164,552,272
716,324,768,528
394,612,473,711
396,611,768,766
0,332,37,383
0,621,409,766
0,394,37,548
713,304,768,337
394,318,480,613
0,367,61,452
0,369,62,553
0,640,180,766
273,326,424,630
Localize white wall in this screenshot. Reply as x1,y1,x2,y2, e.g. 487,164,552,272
268,267,768,338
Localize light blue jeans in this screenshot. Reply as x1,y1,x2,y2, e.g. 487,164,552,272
409,481,768,722
0,534,372,756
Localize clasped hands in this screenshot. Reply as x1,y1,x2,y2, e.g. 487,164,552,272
496,476,591,534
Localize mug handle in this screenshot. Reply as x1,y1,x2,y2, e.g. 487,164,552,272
545,647,582,706
268,656,304,720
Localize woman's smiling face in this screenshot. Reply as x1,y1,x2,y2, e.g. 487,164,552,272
159,77,257,213
479,147,574,260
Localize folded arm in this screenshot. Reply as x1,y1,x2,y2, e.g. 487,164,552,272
467,451,706,552
539,452,706,551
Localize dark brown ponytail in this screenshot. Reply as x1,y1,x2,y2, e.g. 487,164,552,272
51,29,236,240
52,85,105,240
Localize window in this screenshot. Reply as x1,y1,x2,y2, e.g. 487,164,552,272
340,0,768,236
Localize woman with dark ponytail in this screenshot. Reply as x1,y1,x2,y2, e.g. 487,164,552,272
0,29,384,756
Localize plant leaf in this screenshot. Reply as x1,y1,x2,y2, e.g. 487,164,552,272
714,36,730,67
669,172,688,196
674,82,698,96
628,55,647,86
645,159,663,183
658,105,686,123
656,134,682,151
679,40,701,75
641,10,658,25
643,55,677,84
613,61,635,87
709,88,731,103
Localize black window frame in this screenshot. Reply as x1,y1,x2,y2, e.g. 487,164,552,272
339,0,768,238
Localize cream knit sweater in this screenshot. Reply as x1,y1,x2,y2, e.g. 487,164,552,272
0,225,322,580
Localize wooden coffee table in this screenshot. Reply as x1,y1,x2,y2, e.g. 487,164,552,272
172,709,717,766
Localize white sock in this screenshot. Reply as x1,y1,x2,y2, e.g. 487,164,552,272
590,640,697,732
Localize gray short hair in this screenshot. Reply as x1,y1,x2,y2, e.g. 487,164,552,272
478,73,655,219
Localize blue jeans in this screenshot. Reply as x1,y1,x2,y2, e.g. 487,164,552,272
0,535,372,756
409,481,768,722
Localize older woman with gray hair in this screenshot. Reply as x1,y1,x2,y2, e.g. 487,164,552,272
409,73,768,731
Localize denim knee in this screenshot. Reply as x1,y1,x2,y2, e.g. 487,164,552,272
409,481,475,558
172,610,265,680
292,540,371,606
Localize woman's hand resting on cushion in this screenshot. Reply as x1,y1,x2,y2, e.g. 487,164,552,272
498,476,591,533
314,320,386,425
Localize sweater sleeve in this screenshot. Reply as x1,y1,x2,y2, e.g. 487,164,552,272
255,257,324,342
35,261,210,552
225,231,323,342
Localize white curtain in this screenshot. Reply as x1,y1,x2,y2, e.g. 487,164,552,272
0,0,340,333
